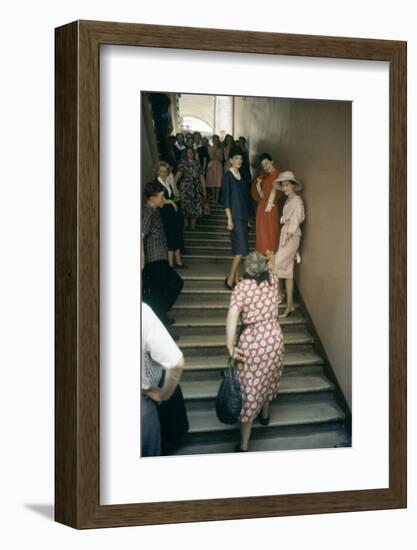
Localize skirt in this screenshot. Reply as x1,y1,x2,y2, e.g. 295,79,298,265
275,232,300,279
206,159,223,188
231,219,249,256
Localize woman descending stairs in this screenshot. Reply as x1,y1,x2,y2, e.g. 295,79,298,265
171,204,351,455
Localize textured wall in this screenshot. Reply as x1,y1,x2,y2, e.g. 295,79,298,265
141,93,159,185
235,97,352,407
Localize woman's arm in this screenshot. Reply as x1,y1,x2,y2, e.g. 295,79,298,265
251,177,264,202
145,360,184,402
225,208,233,231
222,173,233,230
226,305,243,360
174,170,183,185
287,196,305,236
265,188,277,212
164,198,178,211
200,174,207,199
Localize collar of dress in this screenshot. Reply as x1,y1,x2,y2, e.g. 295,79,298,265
157,176,173,197
229,167,241,180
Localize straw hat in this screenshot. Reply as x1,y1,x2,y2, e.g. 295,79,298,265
273,170,303,191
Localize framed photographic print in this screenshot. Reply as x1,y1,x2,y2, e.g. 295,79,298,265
55,20,406,528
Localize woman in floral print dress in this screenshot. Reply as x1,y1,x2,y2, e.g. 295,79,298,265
226,251,285,451
174,146,207,230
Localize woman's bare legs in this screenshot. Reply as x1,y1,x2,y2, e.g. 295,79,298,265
174,249,183,266
239,421,253,451
190,217,197,230
261,400,270,420
168,251,175,268
226,255,241,287
281,278,295,318
214,187,220,204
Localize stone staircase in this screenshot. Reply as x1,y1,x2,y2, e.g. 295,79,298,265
171,204,351,455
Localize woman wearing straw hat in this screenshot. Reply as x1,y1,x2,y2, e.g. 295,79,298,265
273,171,305,318
226,251,285,452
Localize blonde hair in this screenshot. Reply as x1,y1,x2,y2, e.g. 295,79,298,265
155,160,170,173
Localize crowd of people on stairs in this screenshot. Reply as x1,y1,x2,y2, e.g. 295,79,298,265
141,129,305,455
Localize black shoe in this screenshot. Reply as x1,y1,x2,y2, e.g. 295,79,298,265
175,263,188,269
234,444,248,452
258,413,270,426
224,277,234,290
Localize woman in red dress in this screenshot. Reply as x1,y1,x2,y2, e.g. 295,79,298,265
226,251,285,452
251,153,282,255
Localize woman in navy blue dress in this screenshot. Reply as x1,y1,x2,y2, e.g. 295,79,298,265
223,146,249,289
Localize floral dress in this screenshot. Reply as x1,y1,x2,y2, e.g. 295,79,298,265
178,160,204,219
230,270,285,422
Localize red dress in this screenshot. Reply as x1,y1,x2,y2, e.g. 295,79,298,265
230,270,285,423
251,170,282,255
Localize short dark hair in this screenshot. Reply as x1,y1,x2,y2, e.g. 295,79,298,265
238,136,246,143
229,145,243,159
143,180,164,201
259,152,272,163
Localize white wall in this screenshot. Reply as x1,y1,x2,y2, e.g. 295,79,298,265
235,97,352,407
1,1,415,548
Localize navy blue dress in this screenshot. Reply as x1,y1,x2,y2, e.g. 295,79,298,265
222,170,249,255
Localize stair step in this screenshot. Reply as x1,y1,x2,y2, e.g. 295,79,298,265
185,393,346,434
172,316,307,338
184,236,256,246
181,372,334,401
196,217,230,226
173,312,307,328
184,246,232,256
175,289,299,306
174,423,350,455
175,291,232,306
173,304,301,319
184,229,255,239
183,348,324,373
173,262,235,278
182,254,232,262
173,326,314,350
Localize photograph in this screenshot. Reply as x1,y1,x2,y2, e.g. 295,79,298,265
140,91,352,457
54,19,406,527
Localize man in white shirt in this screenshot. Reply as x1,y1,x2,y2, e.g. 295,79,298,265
141,302,185,456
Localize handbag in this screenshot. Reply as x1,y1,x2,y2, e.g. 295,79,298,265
215,357,242,424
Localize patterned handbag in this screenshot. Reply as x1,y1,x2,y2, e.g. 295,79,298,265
215,357,242,424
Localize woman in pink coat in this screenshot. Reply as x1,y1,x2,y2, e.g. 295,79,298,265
273,171,305,318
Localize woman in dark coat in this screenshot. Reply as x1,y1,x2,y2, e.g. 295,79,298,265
156,160,185,268
223,146,249,288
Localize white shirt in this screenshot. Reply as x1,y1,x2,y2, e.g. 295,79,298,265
141,303,183,390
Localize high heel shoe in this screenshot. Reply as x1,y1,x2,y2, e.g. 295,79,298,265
258,415,270,426
224,277,234,290
279,306,295,319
